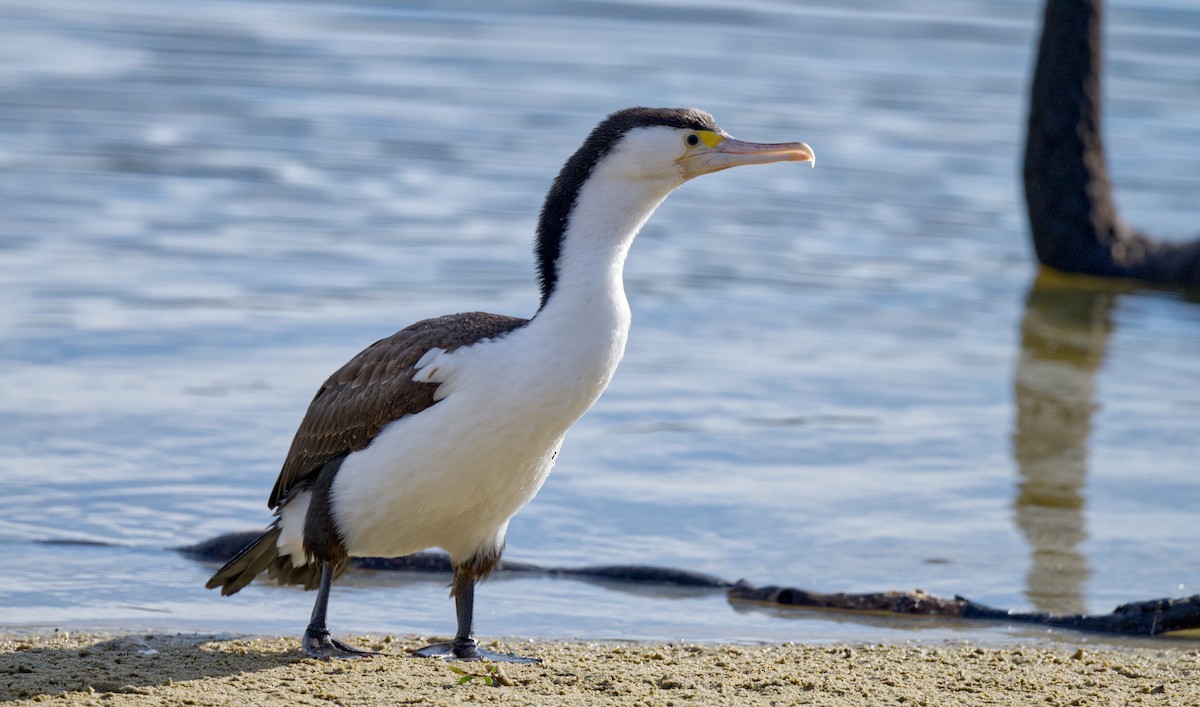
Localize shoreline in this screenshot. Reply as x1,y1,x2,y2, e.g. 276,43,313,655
3,631,1198,705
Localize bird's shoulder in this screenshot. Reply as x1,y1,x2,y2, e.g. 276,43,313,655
268,311,530,508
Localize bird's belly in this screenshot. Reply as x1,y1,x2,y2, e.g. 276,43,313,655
326,309,626,564
328,388,570,563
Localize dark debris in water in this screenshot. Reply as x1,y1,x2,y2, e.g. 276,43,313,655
174,530,1200,637
729,581,1200,637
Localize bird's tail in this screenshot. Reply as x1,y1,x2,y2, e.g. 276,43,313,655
205,526,282,596
205,525,327,595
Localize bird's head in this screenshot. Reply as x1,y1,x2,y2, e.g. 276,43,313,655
535,108,814,307
581,107,814,186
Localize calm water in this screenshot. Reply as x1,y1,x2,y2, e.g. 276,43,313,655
1,0,1198,647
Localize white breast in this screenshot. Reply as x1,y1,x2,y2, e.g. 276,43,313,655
325,291,630,564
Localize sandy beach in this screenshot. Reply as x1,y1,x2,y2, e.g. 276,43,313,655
3,631,1198,705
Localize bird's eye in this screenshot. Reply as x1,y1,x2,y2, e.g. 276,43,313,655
685,133,701,147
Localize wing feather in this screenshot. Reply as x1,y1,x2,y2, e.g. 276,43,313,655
268,311,529,508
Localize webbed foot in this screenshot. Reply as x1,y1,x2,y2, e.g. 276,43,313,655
303,628,378,660
411,637,539,663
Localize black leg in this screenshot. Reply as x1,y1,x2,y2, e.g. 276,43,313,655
302,562,376,660
449,568,480,657
411,567,539,663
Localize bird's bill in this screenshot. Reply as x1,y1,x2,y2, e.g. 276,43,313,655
678,136,815,180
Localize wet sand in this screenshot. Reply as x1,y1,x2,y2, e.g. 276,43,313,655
3,631,1199,705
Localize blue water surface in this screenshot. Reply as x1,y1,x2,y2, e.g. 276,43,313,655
0,0,1198,647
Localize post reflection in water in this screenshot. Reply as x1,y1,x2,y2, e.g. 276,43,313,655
1015,0,1200,616
1012,269,1125,615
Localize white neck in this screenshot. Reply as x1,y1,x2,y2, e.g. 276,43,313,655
536,168,675,326
524,167,677,411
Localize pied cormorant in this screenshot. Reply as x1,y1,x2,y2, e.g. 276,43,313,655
207,107,814,662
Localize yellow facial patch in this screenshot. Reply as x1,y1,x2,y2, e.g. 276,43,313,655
696,130,724,148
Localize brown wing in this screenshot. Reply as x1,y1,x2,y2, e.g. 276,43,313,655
267,311,529,508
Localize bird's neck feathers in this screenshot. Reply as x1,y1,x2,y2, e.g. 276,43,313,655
495,166,671,420
535,158,677,319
